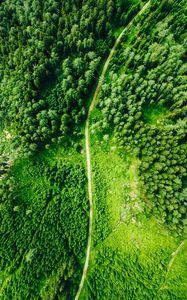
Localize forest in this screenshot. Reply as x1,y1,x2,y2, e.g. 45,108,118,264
0,0,187,299
93,0,187,233
0,0,141,155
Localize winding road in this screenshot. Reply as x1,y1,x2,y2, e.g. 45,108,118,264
75,2,151,299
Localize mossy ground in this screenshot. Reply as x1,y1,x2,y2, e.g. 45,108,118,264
143,104,168,125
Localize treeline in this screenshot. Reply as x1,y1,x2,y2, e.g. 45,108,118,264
0,158,89,299
93,0,187,232
0,0,141,155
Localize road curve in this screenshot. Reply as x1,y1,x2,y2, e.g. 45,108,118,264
160,239,187,290
75,1,151,299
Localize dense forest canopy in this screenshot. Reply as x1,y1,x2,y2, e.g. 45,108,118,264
0,0,187,299
0,0,142,155
93,0,187,233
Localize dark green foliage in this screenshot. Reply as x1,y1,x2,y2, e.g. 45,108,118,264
0,0,140,154
94,0,187,232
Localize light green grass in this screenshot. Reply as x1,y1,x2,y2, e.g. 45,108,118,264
0,126,17,159
91,142,141,227
113,27,124,38
105,218,176,255
143,104,168,125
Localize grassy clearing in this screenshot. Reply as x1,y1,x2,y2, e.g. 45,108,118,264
83,138,187,298
0,125,17,159
92,144,127,227
143,104,168,125
105,218,176,255
113,27,124,38
91,142,142,228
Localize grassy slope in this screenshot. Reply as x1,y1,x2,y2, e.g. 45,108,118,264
81,128,187,299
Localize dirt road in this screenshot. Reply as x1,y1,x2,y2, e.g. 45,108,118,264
75,2,151,299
